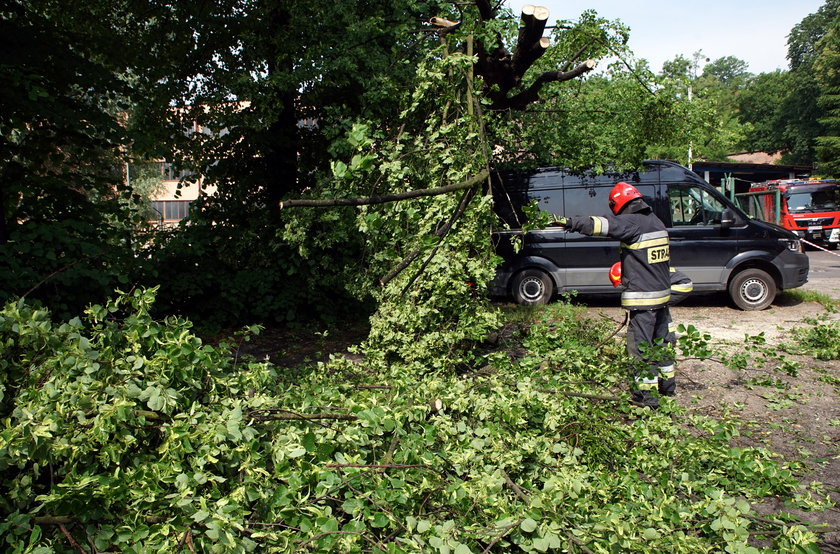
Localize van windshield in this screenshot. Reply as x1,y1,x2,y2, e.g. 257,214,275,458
787,185,840,213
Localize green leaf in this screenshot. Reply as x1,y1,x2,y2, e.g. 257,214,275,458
192,510,210,522
287,446,306,458
520,518,538,533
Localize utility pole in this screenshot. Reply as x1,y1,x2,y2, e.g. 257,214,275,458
687,85,693,170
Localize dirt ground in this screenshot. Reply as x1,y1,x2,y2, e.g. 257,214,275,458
585,292,840,551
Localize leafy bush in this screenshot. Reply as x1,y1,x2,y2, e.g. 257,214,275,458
0,292,823,552
0,219,138,320
139,220,370,330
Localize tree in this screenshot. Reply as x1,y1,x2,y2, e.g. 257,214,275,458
814,18,840,175
0,2,143,316
0,0,689,339
700,56,750,87
645,53,750,163
782,0,840,165
737,70,794,154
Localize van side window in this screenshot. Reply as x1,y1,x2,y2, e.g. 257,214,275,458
564,186,606,216
531,189,563,220
669,185,726,226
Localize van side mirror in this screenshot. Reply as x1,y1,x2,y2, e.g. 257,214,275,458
721,208,737,229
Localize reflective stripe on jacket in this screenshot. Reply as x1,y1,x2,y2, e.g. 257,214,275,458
567,211,671,310
669,268,693,305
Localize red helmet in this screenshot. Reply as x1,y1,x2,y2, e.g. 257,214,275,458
608,182,642,215
608,262,622,287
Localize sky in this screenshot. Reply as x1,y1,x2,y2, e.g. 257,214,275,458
507,0,828,74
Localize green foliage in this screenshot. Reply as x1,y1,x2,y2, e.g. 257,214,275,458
0,292,824,552
0,2,154,316
737,70,795,154
0,219,139,320
815,17,840,176
787,318,840,360
646,52,752,163
780,0,840,165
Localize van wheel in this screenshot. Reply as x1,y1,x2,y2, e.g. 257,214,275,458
728,268,776,311
512,269,554,305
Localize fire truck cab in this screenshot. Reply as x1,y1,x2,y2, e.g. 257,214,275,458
748,179,840,249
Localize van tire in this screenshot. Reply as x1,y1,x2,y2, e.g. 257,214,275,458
728,268,776,310
512,269,553,305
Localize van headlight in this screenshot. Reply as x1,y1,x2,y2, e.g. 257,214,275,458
780,238,801,252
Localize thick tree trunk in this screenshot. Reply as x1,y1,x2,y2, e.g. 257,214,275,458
0,184,8,245
470,3,596,111
263,3,299,220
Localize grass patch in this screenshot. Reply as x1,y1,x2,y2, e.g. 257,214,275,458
780,289,839,311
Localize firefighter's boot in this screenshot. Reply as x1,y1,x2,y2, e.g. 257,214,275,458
658,377,676,397
631,390,660,409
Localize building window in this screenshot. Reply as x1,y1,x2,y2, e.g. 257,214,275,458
158,162,194,181
152,200,191,221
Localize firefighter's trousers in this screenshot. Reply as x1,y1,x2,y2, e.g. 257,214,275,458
626,307,676,395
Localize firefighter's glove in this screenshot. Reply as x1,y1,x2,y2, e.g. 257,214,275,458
550,216,569,229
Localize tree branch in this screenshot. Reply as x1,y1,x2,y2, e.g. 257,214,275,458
58,524,86,554
247,409,358,422
513,37,551,79
399,185,479,296
500,468,531,502
22,257,91,299
279,169,490,208
475,0,495,21
513,6,550,77
429,16,461,36
325,463,440,472
501,59,596,110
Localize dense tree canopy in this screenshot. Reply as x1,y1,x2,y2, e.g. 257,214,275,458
779,0,840,167
814,15,840,175
5,0,837,346
1,0,688,328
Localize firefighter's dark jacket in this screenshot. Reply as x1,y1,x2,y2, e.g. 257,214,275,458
565,203,671,310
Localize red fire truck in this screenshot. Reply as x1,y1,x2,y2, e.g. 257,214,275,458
748,179,840,249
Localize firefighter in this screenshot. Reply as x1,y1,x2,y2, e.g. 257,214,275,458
553,182,673,408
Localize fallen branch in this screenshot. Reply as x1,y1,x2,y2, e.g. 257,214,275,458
566,532,595,554
34,514,164,525
58,524,86,554
247,409,357,420
538,389,622,403
325,463,440,473
294,531,365,551
381,183,480,290
177,527,195,554
280,169,490,209
481,518,524,553
500,468,531,502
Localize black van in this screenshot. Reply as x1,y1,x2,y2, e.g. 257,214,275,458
490,160,809,310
